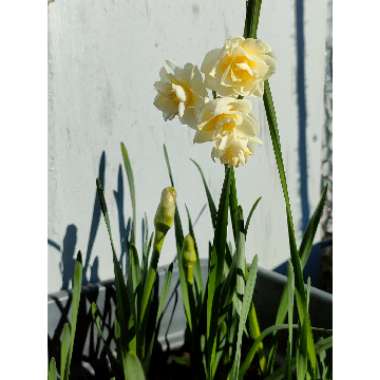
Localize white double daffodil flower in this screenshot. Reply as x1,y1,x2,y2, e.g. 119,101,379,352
153,37,275,167
193,97,262,167
154,61,207,129
201,37,275,97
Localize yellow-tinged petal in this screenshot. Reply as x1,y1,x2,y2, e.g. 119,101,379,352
201,37,276,97
154,61,208,128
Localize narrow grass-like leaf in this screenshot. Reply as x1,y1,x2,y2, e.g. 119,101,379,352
231,254,258,380
97,179,130,351
122,352,146,380
240,324,293,379
247,303,266,373
295,289,318,376
121,142,137,244
286,262,295,380
263,81,305,299
61,252,83,380
185,205,203,295
126,244,140,325
229,167,240,244
263,81,320,372
300,186,328,266
315,336,333,353
128,244,141,293
178,242,193,331
191,159,217,228
48,357,57,380
274,188,328,327
206,167,232,362
306,277,311,312
67,252,83,372
232,233,246,317
213,167,232,285
244,196,262,236
265,336,332,380
206,245,217,338
157,262,174,320
60,323,71,380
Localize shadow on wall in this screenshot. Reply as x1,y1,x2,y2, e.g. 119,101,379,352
48,145,209,292
48,151,135,291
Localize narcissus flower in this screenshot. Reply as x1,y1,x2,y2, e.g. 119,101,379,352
154,61,208,128
211,132,259,167
201,37,275,97
193,97,261,167
194,97,260,142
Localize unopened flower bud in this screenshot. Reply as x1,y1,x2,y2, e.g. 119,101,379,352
154,187,176,235
183,234,197,284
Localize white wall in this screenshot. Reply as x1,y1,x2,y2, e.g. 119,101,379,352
48,0,327,293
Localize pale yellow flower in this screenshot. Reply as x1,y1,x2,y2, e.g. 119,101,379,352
211,132,258,167
154,61,208,128
193,97,261,167
193,97,260,143
201,37,275,97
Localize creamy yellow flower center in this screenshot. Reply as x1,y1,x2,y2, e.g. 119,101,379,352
218,54,256,83
202,113,241,133
169,77,195,107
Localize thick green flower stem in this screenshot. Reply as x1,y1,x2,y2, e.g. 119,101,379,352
244,0,262,39
140,229,166,321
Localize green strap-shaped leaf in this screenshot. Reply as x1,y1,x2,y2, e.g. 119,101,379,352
315,336,332,354
185,205,203,296
122,352,146,380
121,142,137,245
264,336,332,380
244,196,262,236
48,357,57,380
126,244,141,327
240,324,293,379
60,323,70,380
232,228,246,318
263,81,305,300
191,159,217,228
213,167,232,285
300,186,328,265
178,241,193,332
294,288,317,378
230,254,258,380
157,262,174,320
206,167,232,365
274,188,328,327
263,81,318,374
271,188,328,375
229,168,240,244
286,262,295,380
97,179,130,352
61,252,83,380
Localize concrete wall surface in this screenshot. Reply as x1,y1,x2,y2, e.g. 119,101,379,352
48,0,327,293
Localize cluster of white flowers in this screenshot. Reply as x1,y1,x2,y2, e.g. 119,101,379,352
154,36,275,167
